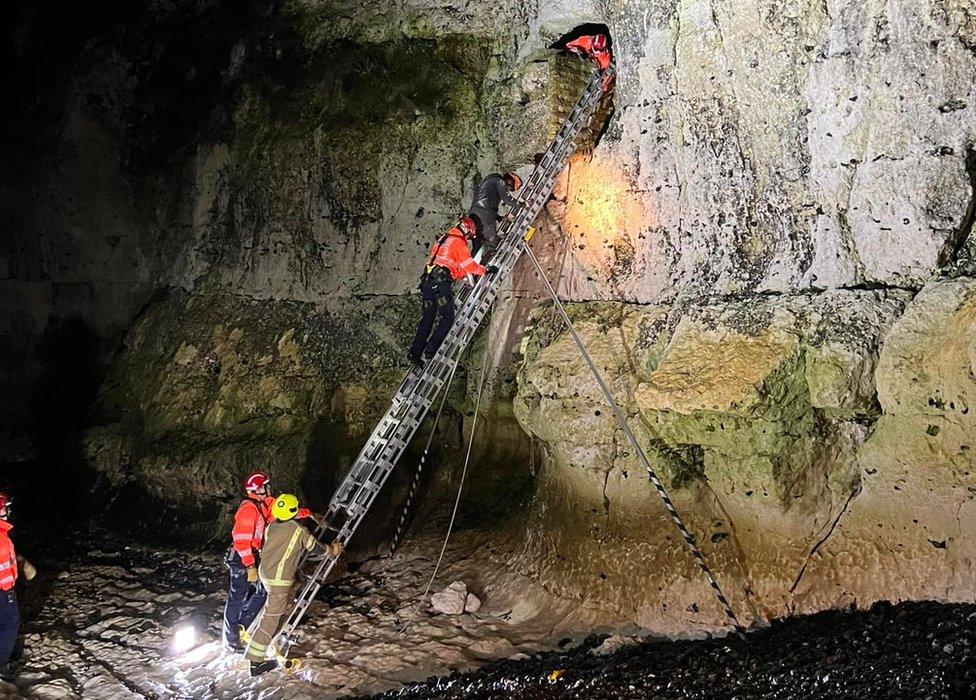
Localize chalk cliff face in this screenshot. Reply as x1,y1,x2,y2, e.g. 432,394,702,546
4,0,976,633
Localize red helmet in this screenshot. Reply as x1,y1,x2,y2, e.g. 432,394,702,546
457,215,478,238
243,471,270,493
503,171,522,191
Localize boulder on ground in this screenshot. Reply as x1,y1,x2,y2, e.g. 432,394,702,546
430,581,481,615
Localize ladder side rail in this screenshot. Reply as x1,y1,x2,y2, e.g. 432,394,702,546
283,61,614,647
392,65,607,403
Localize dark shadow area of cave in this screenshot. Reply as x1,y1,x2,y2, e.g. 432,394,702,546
0,0,549,554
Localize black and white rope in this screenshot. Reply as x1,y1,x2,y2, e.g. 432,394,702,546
397,341,490,635
521,243,747,639
390,355,462,555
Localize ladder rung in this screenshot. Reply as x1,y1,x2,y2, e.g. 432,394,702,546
275,63,610,656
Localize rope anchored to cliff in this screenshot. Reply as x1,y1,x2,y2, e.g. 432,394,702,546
520,242,748,640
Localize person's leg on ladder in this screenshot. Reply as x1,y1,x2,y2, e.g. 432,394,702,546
244,584,292,674
424,278,455,359
409,277,437,364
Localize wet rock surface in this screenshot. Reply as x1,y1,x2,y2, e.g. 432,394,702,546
1,528,591,698
379,600,976,699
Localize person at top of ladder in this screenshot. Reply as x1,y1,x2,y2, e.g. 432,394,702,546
408,215,497,367
222,471,315,654
565,33,614,90
468,171,523,259
244,494,343,676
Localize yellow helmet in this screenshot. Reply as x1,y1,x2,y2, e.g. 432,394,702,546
272,493,300,522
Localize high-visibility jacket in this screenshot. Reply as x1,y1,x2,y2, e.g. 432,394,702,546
258,519,320,587
425,228,486,281
0,521,17,591
566,35,612,70
231,495,311,567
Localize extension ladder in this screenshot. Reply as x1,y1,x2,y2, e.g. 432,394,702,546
274,60,615,656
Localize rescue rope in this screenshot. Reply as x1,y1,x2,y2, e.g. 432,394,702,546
390,356,462,555
398,341,489,634
521,242,748,640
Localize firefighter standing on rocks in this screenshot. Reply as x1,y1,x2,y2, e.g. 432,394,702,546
244,494,342,676
223,472,313,653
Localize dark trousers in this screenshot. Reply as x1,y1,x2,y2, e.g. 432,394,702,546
469,205,498,258
222,555,267,646
0,590,18,668
410,272,455,360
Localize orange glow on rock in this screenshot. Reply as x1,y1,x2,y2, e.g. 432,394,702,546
561,153,655,278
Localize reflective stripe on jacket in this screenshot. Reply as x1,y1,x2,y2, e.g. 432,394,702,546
231,495,312,567
258,520,318,587
426,229,486,281
231,497,265,567
0,521,17,591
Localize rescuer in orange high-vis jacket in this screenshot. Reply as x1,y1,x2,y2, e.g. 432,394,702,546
565,33,614,91
565,33,612,70
408,216,497,366
223,472,312,653
0,493,37,681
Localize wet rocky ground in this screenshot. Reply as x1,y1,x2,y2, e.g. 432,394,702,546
2,525,974,699
0,530,574,698
379,600,976,699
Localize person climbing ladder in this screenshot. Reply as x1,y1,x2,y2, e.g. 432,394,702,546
244,494,342,676
408,215,497,366
468,171,522,258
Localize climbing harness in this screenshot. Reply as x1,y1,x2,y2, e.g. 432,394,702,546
398,342,490,635
520,243,747,639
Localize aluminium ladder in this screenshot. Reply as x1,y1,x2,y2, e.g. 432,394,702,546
274,60,615,656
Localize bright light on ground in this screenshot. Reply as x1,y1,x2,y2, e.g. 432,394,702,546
171,624,198,655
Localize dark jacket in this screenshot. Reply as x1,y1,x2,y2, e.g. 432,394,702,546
470,173,517,214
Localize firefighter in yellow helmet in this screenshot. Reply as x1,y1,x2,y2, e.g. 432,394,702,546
244,494,343,676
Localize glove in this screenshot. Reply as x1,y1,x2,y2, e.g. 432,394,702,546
328,542,344,558
21,560,36,582
246,566,258,583
486,265,499,275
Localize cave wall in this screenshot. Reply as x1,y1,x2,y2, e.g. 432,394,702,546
508,0,976,630
3,0,976,633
